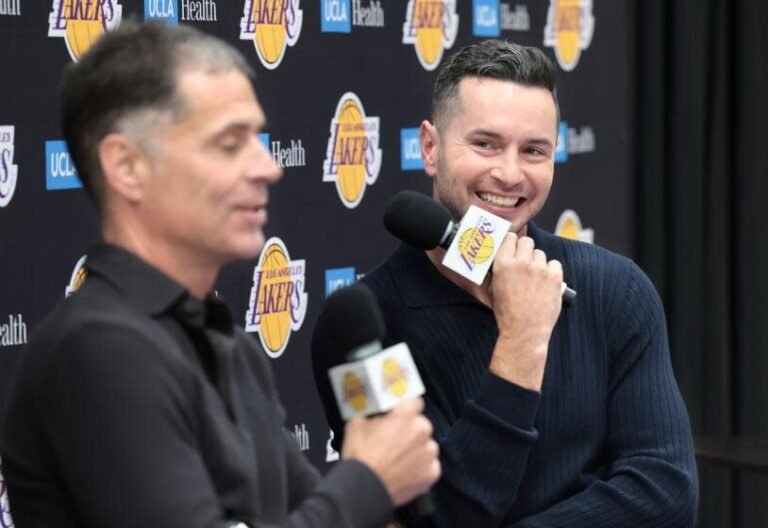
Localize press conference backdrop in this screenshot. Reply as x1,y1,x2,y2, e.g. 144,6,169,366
0,0,629,523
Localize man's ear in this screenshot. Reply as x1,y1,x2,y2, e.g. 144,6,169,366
98,133,152,203
419,120,439,178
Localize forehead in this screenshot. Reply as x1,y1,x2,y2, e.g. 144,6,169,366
448,77,557,132
173,68,264,129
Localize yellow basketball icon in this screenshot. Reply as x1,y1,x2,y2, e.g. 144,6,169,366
382,358,408,397
414,0,443,67
343,372,368,411
334,98,367,204
458,228,495,265
66,18,105,61
553,0,581,67
558,217,580,240
253,0,286,66
257,242,291,354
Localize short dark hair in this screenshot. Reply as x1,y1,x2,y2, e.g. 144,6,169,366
432,40,558,131
61,20,253,207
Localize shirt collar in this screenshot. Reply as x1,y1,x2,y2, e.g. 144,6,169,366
390,222,553,308
83,243,234,334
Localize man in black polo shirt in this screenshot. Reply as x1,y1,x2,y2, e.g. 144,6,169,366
0,22,439,527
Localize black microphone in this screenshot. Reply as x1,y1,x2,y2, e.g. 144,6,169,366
320,283,436,527
384,190,577,305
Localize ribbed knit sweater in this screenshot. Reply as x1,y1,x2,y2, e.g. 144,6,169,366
312,223,698,527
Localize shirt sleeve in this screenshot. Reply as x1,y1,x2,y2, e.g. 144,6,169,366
506,261,698,527
36,320,392,528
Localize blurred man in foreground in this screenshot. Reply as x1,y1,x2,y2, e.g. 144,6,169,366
1,21,439,527
313,40,698,527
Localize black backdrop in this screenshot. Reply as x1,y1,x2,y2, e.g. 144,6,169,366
3,1,761,527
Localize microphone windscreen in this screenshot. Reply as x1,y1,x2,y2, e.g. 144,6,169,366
319,283,385,356
384,190,453,250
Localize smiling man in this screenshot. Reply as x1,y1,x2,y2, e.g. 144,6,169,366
313,40,698,527
0,22,441,528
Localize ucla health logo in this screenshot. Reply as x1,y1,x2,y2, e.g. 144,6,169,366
245,237,307,358
48,0,122,62
240,0,303,70
259,133,306,168
46,140,83,190
321,0,384,33
322,92,381,209
555,121,568,163
555,121,595,163
543,0,594,71
145,0,218,24
555,209,594,243
473,0,499,36
0,126,18,208
400,127,423,171
325,267,356,298
402,0,458,71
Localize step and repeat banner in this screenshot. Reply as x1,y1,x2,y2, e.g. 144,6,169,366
0,0,629,513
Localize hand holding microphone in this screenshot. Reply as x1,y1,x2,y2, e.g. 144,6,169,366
383,190,576,305
318,284,440,512
384,191,568,392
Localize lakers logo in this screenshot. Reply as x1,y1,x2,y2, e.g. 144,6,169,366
342,372,368,411
0,126,18,208
245,237,307,358
65,254,88,297
48,0,123,62
458,219,495,271
382,358,408,397
543,0,594,72
322,92,381,209
240,0,303,70
402,0,458,71
555,209,594,243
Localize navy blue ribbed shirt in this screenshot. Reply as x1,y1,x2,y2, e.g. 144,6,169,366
312,223,698,527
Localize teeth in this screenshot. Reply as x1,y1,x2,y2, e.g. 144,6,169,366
478,193,520,207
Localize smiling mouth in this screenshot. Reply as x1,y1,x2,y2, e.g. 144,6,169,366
477,192,523,208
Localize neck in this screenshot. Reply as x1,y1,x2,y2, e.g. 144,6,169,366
102,219,219,299
426,247,492,307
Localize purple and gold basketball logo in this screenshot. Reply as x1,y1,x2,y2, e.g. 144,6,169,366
402,0,458,71
343,372,367,411
48,0,123,62
240,0,303,70
457,219,495,271
543,0,594,72
382,358,408,397
0,126,18,209
245,237,307,358
322,92,381,209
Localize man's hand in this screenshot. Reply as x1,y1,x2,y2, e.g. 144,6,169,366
488,233,563,392
341,398,440,506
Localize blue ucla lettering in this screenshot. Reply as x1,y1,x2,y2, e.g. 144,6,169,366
148,0,175,17
50,151,77,178
324,0,348,22
404,137,421,159
475,5,497,27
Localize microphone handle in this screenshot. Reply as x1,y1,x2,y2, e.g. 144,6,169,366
408,492,436,528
